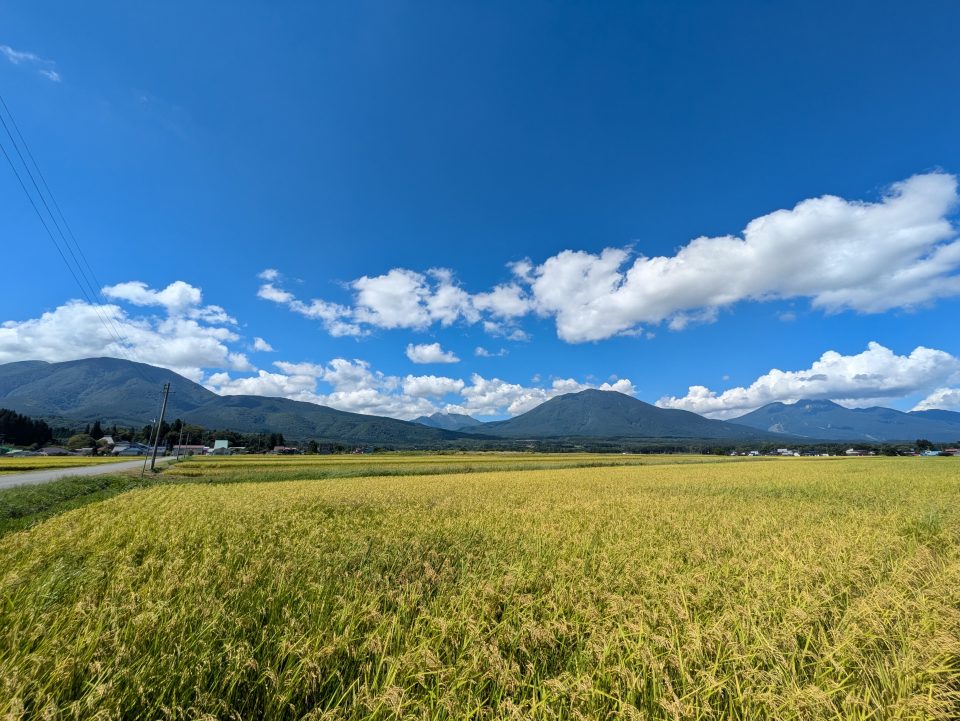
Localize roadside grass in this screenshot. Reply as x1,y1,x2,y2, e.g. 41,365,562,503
2,457,958,719
0,473,158,536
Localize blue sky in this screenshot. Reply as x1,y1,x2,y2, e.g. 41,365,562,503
2,0,960,419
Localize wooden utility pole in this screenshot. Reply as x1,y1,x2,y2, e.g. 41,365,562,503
149,382,171,472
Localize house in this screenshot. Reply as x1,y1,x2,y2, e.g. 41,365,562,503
845,448,868,456
272,446,300,455
942,448,959,456
114,442,151,456
210,440,232,455
172,444,207,456
39,447,70,456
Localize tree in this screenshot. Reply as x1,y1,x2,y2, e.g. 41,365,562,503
0,408,53,446
916,439,934,451
67,433,96,451
306,440,319,455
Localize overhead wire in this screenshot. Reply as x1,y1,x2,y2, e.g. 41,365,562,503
0,94,155,383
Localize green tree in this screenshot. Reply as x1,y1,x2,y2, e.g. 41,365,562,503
306,440,319,455
67,433,96,451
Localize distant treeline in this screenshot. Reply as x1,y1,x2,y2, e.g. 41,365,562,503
12,407,955,454
0,408,54,447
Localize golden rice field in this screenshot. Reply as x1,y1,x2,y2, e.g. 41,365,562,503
165,452,745,484
1,456,959,720
0,455,131,474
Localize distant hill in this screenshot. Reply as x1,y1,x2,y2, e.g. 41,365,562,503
0,358,469,445
481,389,774,439
729,399,960,442
909,409,960,426
0,358,216,425
413,412,484,431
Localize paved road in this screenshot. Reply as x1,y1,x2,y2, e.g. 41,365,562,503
0,456,177,490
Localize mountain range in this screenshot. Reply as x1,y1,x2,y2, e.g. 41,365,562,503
1,357,958,444
0,358,468,445
412,412,484,431
729,399,960,442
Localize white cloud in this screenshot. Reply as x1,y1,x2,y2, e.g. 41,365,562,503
402,375,465,398
913,388,960,412
472,284,531,318
257,283,294,304
258,268,280,281
252,337,274,352
1,44,61,82
527,173,960,341
264,173,960,345
353,269,433,329
405,342,460,364
657,342,960,419
103,280,201,314
208,356,636,421
475,346,508,357
449,375,635,417
257,282,361,337
0,297,251,382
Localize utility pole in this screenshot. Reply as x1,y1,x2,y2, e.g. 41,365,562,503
175,424,185,460
149,383,171,472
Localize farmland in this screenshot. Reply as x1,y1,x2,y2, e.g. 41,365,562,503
1,455,958,719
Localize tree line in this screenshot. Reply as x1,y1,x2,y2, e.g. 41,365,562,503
0,408,53,447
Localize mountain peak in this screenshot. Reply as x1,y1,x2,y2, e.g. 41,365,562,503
731,398,960,441
413,412,483,431
484,387,766,439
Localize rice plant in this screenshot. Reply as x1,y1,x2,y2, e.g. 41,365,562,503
1,457,958,719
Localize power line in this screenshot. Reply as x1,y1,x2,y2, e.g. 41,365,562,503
0,94,154,382
0,95,134,350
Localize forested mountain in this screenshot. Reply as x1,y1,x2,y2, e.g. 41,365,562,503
0,359,470,445
413,412,484,431
729,399,960,441
482,389,775,439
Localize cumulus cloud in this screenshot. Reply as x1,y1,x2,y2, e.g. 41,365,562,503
256,269,525,340
448,375,636,417
3,278,639,420
405,342,460,364
257,268,280,281
0,44,60,81
657,342,960,419
0,297,252,382
528,173,960,341
103,280,202,313
913,388,960,412
208,357,637,420
257,283,361,337
402,375,466,398
260,172,960,344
